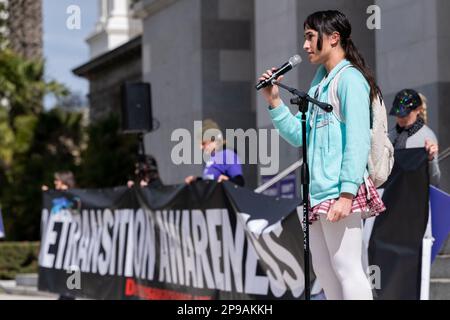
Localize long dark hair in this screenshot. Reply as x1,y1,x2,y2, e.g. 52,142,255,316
304,10,380,103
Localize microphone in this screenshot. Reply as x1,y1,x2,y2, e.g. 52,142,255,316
255,54,302,91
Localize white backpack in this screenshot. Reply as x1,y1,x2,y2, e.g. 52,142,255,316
328,65,394,188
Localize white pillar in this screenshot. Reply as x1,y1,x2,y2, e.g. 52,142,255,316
100,0,108,24
87,0,141,58
111,0,128,16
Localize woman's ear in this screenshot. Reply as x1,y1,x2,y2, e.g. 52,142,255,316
330,32,341,47
414,106,424,117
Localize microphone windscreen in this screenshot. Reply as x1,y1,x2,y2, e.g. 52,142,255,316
289,54,302,67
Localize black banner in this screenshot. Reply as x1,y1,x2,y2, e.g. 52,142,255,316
369,148,429,300
38,181,312,300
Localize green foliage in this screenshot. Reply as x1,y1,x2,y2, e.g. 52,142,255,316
0,48,82,240
76,115,138,188
0,242,40,280
0,49,68,117
0,108,14,167
1,109,84,240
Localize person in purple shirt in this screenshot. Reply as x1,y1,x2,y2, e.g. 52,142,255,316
185,119,245,186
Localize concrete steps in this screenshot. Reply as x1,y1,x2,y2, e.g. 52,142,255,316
430,235,450,300
15,273,38,287
0,274,57,299
431,255,450,279
430,279,450,300
442,236,450,254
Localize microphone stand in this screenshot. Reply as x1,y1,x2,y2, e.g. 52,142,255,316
272,80,333,301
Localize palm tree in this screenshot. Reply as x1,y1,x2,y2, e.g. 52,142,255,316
6,0,43,60
0,48,76,240
0,1,7,48
0,49,67,122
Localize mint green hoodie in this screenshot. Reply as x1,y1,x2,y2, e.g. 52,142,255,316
268,59,371,207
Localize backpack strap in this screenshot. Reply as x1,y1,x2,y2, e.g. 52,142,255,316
328,65,354,123
330,65,382,129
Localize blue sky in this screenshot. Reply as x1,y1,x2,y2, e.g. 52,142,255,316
43,0,97,107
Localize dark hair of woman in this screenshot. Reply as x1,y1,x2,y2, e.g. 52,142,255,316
304,10,380,103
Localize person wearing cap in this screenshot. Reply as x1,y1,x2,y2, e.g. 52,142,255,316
388,89,441,186
128,154,163,188
185,119,245,187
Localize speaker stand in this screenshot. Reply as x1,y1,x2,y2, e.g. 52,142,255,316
137,132,146,161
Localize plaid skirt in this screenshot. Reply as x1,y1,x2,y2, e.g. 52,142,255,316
309,177,386,222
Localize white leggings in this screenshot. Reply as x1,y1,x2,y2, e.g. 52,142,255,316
309,213,373,300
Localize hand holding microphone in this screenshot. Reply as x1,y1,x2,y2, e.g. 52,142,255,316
256,54,302,108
